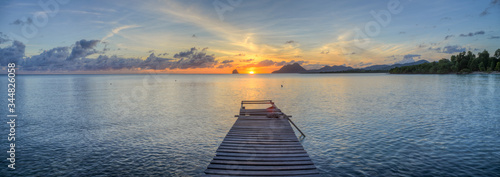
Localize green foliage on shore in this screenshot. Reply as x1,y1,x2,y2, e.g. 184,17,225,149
390,49,500,74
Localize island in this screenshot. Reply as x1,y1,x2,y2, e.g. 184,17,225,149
271,60,429,74
272,63,307,73
232,69,239,74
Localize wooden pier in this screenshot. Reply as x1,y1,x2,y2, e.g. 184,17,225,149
204,100,319,176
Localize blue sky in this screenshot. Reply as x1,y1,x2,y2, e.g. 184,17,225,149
0,0,499,73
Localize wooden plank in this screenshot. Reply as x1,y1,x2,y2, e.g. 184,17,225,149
217,146,305,151
225,134,297,137
224,134,297,138
223,138,297,142
215,152,309,157
213,156,312,162
223,137,297,141
216,149,306,154
221,141,300,145
207,164,318,171
228,130,295,136
227,132,296,135
209,160,314,166
219,143,304,148
204,169,320,176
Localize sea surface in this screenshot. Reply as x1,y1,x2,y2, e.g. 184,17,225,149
1,73,499,176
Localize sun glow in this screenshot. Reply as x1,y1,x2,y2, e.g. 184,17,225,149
249,71,255,74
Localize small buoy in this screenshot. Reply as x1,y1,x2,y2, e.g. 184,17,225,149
281,84,283,87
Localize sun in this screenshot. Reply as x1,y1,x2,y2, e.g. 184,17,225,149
249,71,255,74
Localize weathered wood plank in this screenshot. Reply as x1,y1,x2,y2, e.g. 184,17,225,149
216,152,309,157
209,160,314,166
213,156,312,161
207,164,318,171
204,169,320,176
217,146,305,151
221,141,301,145
219,143,301,147
218,143,302,147
225,134,297,138
223,138,298,142
216,149,307,154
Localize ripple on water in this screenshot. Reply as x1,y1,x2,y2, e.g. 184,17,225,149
0,74,499,176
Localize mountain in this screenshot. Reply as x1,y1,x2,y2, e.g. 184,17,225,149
362,60,429,70
271,60,430,74
232,69,239,74
272,63,307,73
307,65,354,72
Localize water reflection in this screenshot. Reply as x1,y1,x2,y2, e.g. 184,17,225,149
0,74,498,176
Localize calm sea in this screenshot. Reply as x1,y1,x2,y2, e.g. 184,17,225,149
1,73,499,176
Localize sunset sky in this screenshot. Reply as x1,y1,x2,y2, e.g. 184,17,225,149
1,0,499,73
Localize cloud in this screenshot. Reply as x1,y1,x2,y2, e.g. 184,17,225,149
217,60,234,68
101,25,139,41
341,52,356,56
440,17,452,21
384,55,398,61
22,47,70,70
444,35,454,40
399,31,406,34
320,50,329,54
285,40,295,44
428,45,466,54
480,0,500,16
240,59,253,62
302,64,325,70
395,54,420,64
459,31,485,37
67,39,101,61
428,46,442,52
256,59,276,67
0,40,25,65
17,39,218,71
243,59,308,68
10,17,32,25
441,45,466,54
0,32,10,44
489,36,500,39
141,53,174,69
357,62,373,67
169,47,217,69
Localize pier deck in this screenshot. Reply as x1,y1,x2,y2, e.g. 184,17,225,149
204,100,319,176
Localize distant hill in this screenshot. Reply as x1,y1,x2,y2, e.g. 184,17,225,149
232,69,239,74
362,60,429,70
307,65,354,72
271,60,430,74
272,63,307,73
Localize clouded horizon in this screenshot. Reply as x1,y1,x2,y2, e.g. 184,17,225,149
1,0,499,73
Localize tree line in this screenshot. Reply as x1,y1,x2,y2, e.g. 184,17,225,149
390,49,500,74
